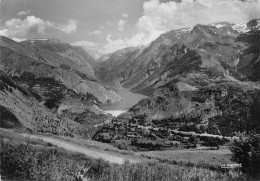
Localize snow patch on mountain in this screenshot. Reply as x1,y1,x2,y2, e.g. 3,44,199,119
232,23,250,33
232,20,260,33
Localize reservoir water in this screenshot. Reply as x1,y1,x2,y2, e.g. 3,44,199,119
101,89,147,117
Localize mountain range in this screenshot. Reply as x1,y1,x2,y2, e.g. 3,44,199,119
98,19,260,94
0,19,260,145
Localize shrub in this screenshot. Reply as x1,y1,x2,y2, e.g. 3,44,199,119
113,140,129,150
0,140,91,181
230,134,260,177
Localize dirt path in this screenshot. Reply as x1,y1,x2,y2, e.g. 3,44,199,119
21,134,137,164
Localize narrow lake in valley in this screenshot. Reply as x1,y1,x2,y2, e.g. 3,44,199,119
101,88,147,117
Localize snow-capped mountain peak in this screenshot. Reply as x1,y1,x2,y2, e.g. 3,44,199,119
232,19,260,33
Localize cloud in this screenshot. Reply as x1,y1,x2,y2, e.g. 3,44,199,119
100,35,127,54
88,25,104,36
117,13,129,31
71,41,97,49
59,19,77,34
106,21,114,26
106,34,112,42
0,16,78,39
17,10,31,17
99,33,152,54
0,29,8,36
71,40,101,59
100,0,260,54
2,16,53,37
118,19,127,31
122,13,129,18
137,0,260,33
89,30,102,35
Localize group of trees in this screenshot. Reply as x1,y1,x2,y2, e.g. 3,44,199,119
230,135,260,177
230,91,260,178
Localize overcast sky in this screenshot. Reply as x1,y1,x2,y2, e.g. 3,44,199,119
0,0,260,57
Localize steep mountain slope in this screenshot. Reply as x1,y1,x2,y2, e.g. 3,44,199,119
0,37,121,138
97,29,192,93
137,24,240,93
0,70,82,136
97,24,239,94
0,62,111,138
97,53,112,63
0,37,121,105
20,39,97,77
98,20,260,95
236,30,260,81
96,46,148,89
130,81,260,134
71,45,98,67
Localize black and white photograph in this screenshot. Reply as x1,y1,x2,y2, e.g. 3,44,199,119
0,0,260,180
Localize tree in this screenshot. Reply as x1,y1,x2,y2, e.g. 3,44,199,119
230,134,260,177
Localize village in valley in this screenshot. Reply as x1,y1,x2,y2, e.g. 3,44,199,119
93,114,231,151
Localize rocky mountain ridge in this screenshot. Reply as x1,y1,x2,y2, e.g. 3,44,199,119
0,36,122,104
98,19,260,95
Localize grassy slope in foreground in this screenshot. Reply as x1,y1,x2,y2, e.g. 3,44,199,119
0,128,251,181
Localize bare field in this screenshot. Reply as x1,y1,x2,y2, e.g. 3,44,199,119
138,147,234,167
